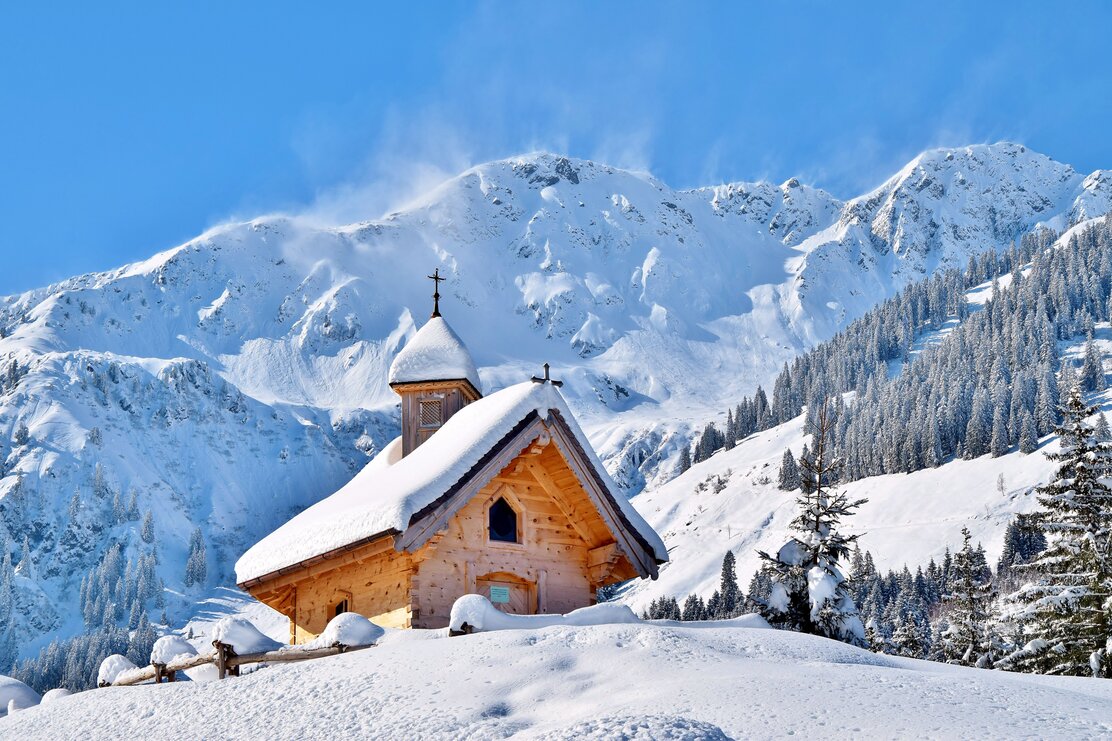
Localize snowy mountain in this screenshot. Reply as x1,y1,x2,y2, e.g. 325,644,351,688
2,142,1111,663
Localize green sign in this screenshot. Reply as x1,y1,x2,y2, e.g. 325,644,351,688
489,586,511,604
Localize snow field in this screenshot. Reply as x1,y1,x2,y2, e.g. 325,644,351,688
6,619,1112,739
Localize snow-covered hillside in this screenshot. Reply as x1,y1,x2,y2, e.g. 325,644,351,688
2,143,1111,663
6,619,1112,740
625,249,1112,612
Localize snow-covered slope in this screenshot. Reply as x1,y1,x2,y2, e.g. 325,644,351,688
2,143,1111,662
624,271,1112,612
6,620,1112,739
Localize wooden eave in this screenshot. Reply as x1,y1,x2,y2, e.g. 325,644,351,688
389,377,483,401
237,528,401,591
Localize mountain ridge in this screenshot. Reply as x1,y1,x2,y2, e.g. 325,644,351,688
2,142,1111,665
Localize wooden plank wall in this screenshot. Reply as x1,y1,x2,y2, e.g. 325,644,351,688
410,449,605,628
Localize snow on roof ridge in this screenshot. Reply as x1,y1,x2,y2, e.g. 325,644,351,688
234,381,667,585
387,315,481,392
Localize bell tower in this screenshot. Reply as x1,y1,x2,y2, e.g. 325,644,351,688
388,270,482,456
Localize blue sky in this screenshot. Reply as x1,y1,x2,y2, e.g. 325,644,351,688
2,2,1111,294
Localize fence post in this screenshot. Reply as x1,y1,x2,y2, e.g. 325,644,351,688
214,641,228,680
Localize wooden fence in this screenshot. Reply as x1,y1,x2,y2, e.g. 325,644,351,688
104,640,376,687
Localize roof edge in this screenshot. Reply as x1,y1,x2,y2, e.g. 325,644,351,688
237,528,401,590
388,377,483,399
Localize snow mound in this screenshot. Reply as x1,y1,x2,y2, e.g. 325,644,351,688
388,316,481,391
12,620,1112,739
449,594,640,633
210,616,284,654
536,714,731,740
150,634,200,665
303,612,384,649
96,654,139,687
0,675,40,716
236,381,667,583
40,688,73,704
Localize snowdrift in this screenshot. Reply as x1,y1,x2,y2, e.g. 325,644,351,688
7,621,1112,739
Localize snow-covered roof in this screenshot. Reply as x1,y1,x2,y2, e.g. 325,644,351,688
387,316,481,392
235,381,668,584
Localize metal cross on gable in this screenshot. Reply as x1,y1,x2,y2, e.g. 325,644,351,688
427,268,445,318
531,362,563,387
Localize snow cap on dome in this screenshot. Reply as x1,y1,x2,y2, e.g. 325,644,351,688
388,316,481,393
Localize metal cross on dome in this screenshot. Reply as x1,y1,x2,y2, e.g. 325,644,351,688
427,268,445,318
531,362,563,387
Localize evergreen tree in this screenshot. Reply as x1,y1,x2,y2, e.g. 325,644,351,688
0,550,13,670
140,510,155,544
681,593,706,622
125,490,140,521
996,514,1046,579
744,569,772,613
1080,332,1107,393
1019,410,1039,454
1096,412,1111,443
717,551,741,618
939,527,996,667
1001,386,1112,677
758,402,867,646
183,527,207,589
777,449,801,490
676,445,692,476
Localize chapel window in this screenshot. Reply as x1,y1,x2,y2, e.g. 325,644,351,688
418,399,443,429
488,497,519,543
334,599,349,618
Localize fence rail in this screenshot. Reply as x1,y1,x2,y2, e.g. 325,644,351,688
104,640,376,687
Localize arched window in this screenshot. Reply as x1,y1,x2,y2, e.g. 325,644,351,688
488,497,519,543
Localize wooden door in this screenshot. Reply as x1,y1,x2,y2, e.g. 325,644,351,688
477,573,536,615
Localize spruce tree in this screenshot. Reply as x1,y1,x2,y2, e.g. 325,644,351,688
140,510,155,544
676,445,692,476
1096,412,1111,443
1001,386,1112,677
757,402,867,646
717,551,741,618
940,527,996,667
777,449,801,490
183,527,207,589
681,593,706,621
1019,410,1039,454
1080,332,1106,393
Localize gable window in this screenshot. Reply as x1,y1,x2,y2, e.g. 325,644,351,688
334,599,349,618
418,399,443,428
488,497,519,543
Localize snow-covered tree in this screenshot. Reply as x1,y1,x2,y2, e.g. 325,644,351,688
758,402,867,646
1001,386,1112,677
681,593,706,621
1079,332,1106,393
676,445,691,476
183,527,207,589
1096,412,1111,443
140,510,155,544
1019,410,1040,454
777,449,801,491
716,551,741,618
939,527,996,667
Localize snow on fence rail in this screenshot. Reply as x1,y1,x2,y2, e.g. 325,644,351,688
104,640,378,687
101,613,384,688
